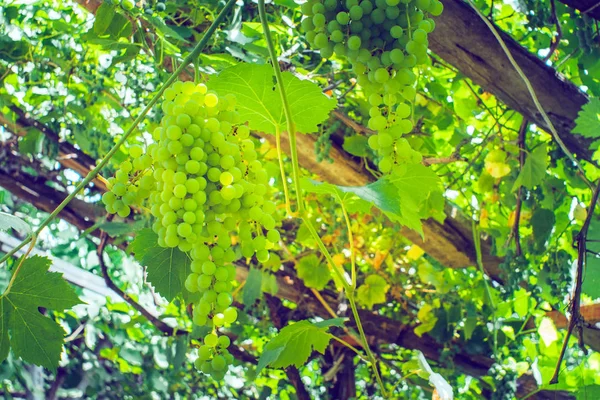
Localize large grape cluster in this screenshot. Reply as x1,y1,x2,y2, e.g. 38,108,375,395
300,0,442,173
103,80,282,379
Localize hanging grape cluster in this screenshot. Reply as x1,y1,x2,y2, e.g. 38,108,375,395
300,0,442,174
104,80,282,379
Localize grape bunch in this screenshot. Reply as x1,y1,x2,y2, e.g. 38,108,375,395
488,363,517,400
300,0,443,173
103,80,283,378
102,145,154,218
152,81,281,377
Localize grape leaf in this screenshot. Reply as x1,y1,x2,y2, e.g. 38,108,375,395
301,173,438,236
0,211,31,234
257,318,344,373
296,254,331,290
572,97,600,138
0,256,81,371
388,164,442,235
530,208,555,248
129,229,194,302
512,144,548,191
243,267,262,306
356,274,389,308
210,63,336,134
93,2,115,35
342,135,369,157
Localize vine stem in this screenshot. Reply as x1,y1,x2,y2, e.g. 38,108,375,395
274,126,294,215
1,234,37,297
257,1,386,396
331,335,368,361
0,0,237,267
465,0,592,189
340,198,357,289
257,0,303,214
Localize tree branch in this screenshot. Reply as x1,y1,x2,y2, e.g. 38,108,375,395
550,178,600,384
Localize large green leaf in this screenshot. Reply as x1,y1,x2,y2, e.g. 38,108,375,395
210,63,336,135
257,319,344,373
512,144,548,191
572,97,600,139
302,166,442,237
0,256,81,371
129,229,193,302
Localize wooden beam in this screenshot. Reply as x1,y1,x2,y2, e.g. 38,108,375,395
0,108,106,191
431,0,592,162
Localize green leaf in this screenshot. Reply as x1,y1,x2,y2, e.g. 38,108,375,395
0,211,30,234
342,135,369,157
582,256,600,299
129,229,193,302
512,144,548,191
453,97,478,120
296,254,331,290
463,316,477,340
18,130,43,155
257,319,343,373
576,385,600,399
530,208,555,248
210,63,336,135
572,97,600,138
243,267,263,306
0,256,82,371
93,3,115,35
106,13,132,39
261,271,278,295
414,303,438,337
356,275,389,309
301,170,440,237
147,16,189,42
99,220,146,237
513,288,531,318
389,164,442,235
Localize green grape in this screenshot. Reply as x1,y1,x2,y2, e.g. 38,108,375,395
223,307,238,324
349,5,364,20
198,345,212,360
211,355,227,371
204,333,219,347
347,35,362,50
218,335,231,348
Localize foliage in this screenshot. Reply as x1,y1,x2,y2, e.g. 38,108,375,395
0,0,599,398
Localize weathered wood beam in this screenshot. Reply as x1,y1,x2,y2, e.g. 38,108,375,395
431,0,592,162
0,107,106,191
